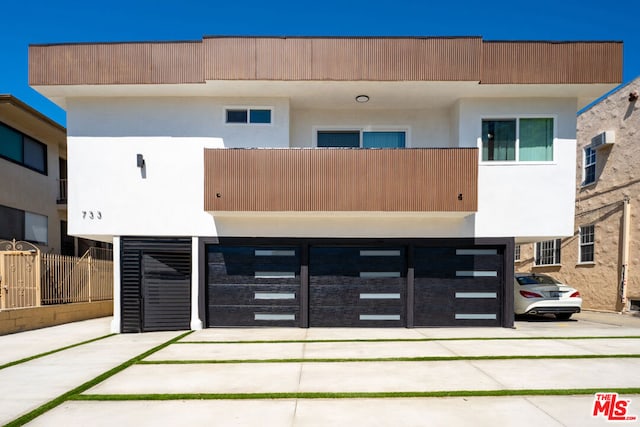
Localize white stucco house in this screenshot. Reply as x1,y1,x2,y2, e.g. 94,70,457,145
28,36,622,332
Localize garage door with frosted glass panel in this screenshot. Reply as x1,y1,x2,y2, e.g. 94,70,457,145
414,247,502,326
206,245,301,327
309,246,406,327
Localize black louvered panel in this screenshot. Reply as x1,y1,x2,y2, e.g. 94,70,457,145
120,238,192,333
142,252,191,331
120,247,142,333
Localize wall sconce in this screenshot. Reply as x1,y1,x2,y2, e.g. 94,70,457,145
630,91,639,102
136,154,145,168
355,95,369,103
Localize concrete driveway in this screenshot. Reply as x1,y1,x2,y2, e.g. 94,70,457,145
1,311,639,426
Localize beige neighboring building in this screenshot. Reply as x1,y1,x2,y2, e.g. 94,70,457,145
516,77,640,313
0,95,75,254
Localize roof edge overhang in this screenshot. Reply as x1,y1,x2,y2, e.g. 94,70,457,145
29,36,623,88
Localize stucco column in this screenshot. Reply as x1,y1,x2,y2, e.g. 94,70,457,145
110,236,121,333
190,236,203,330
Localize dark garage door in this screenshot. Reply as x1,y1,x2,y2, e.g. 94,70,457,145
309,246,406,327
413,247,503,326
206,245,302,327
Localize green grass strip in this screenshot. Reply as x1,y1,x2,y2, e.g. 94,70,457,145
0,333,115,371
177,335,640,345
138,353,640,365
4,330,193,427
70,387,640,401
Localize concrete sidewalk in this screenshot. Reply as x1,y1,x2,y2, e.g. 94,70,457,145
0,312,639,426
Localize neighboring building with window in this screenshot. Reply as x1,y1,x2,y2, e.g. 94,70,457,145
516,76,639,313
0,95,109,256
28,36,621,332
0,95,68,253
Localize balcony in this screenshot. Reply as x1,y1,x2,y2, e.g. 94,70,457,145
204,148,478,213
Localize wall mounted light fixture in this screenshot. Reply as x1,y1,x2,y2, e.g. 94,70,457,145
630,91,639,102
355,95,369,103
136,154,145,168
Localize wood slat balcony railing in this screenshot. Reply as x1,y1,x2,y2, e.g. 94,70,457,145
204,148,478,212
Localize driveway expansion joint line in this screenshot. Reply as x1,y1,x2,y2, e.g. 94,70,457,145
0,333,115,371
69,388,640,401
136,354,640,365
3,330,193,427
175,336,640,345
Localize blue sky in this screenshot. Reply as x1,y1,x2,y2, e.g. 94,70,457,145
1,0,638,126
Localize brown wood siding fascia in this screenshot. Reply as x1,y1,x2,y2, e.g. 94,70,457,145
481,41,623,84
204,148,478,212
205,37,482,81
29,38,622,85
29,42,204,86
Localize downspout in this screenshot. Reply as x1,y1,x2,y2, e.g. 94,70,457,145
620,197,631,311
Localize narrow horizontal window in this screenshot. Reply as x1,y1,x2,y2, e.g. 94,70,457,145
359,314,401,321
226,108,272,124
249,109,271,124
254,313,295,321
455,292,497,299
359,250,401,257
254,271,296,279
254,292,296,300
226,109,248,123
360,272,401,278
360,293,401,300
455,314,497,320
255,250,296,256
455,271,497,277
456,249,498,255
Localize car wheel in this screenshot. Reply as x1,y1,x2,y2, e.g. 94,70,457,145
555,313,572,320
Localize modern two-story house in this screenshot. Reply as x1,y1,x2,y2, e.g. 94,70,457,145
28,36,622,332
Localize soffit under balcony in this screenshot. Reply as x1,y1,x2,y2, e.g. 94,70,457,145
33,80,617,111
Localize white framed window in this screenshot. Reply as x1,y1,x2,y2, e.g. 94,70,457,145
583,146,596,186
481,117,554,162
579,225,595,263
315,127,408,148
225,107,272,124
535,239,561,266
514,244,521,262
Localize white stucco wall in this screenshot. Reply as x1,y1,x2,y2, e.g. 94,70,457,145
65,96,577,241
456,98,577,239
290,108,452,148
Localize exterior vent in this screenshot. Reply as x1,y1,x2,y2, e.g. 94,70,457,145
592,131,615,149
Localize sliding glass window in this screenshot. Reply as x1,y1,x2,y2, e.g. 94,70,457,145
317,130,406,148
482,118,554,162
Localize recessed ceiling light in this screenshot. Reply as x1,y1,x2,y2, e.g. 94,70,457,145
355,95,369,103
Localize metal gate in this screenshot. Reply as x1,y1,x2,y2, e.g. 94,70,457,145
0,240,41,310
120,238,192,333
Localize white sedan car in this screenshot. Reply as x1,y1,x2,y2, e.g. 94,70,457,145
514,273,582,320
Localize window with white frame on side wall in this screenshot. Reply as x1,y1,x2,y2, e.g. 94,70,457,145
481,117,554,162
583,146,597,186
514,244,521,262
534,239,561,266
225,107,272,124
579,225,595,263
